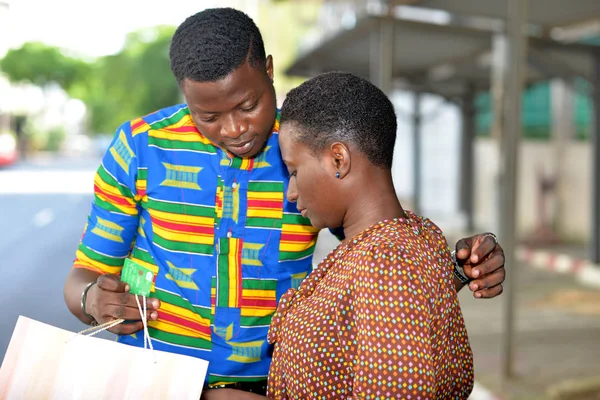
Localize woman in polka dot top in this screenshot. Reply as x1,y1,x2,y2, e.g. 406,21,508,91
268,72,473,400
204,72,474,400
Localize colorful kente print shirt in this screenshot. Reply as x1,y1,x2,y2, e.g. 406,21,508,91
73,104,319,386
267,213,474,399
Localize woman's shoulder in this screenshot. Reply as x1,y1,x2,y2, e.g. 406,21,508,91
346,216,449,272
345,223,409,265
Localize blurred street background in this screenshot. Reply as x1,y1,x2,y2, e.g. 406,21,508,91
1,0,600,398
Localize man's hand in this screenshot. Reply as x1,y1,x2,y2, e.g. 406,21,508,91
85,274,161,335
455,233,506,298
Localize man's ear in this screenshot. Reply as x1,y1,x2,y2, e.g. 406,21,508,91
329,142,351,179
265,55,274,82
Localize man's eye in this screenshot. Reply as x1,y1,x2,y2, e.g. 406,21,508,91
241,103,257,112
201,116,217,123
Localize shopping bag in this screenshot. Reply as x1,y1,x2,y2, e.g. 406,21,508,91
0,316,209,399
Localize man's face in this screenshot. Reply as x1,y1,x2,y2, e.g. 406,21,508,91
278,123,343,230
182,56,277,158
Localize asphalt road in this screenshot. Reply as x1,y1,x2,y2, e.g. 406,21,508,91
0,155,114,362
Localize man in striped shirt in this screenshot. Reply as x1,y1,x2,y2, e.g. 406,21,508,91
64,7,506,395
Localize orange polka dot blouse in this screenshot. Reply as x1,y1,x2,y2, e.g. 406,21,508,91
267,212,474,399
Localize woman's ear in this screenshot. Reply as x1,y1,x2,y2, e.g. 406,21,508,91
329,142,351,179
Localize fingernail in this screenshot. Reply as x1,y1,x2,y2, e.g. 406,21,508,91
471,255,479,263
472,269,480,278
150,311,158,320
152,300,160,308
475,292,482,298
470,283,478,291
125,284,130,292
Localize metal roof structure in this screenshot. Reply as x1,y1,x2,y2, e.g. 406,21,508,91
286,14,600,99
393,0,600,27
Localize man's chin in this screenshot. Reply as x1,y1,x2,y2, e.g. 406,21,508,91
229,138,269,158
229,148,254,158
231,147,259,158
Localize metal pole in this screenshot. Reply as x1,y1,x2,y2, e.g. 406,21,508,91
550,78,574,241
413,92,422,215
369,17,394,94
460,85,476,232
501,0,527,384
491,34,508,143
591,54,600,264
490,34,508,235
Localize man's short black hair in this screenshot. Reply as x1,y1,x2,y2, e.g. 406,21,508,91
169,8,266,84
280,72,397,169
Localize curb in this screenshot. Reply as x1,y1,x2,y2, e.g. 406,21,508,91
517,247,600,289
547,376,600,399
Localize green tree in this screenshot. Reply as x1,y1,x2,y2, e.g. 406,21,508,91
0,27,181,135
0,11,320,136
0,42,90,93
78,26,181,134
129,27,182,115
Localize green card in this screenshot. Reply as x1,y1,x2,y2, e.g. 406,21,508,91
121,258,154,297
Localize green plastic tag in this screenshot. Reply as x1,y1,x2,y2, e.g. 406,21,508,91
121,258,154,297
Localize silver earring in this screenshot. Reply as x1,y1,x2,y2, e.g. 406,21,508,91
335,172,341,179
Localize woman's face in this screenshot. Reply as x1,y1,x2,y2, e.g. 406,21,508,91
278,123,344,230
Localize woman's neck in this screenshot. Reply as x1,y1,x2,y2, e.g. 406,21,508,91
341,171,406,242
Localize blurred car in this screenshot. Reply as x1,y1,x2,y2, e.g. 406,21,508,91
0,132,18,167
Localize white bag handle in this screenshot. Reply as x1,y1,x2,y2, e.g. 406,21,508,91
71,294,156,362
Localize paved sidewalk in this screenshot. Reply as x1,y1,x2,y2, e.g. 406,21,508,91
314,231,600,399
449,237,600,400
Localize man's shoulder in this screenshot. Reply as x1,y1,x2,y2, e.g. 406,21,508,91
126,104,191,137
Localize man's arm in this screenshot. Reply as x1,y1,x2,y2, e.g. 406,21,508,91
64,267,103,325
453,233,506,298
63,122,159,334
331,227,506,298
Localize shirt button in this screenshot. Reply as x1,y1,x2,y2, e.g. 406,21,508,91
232,182,238,189
227,231,232,238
